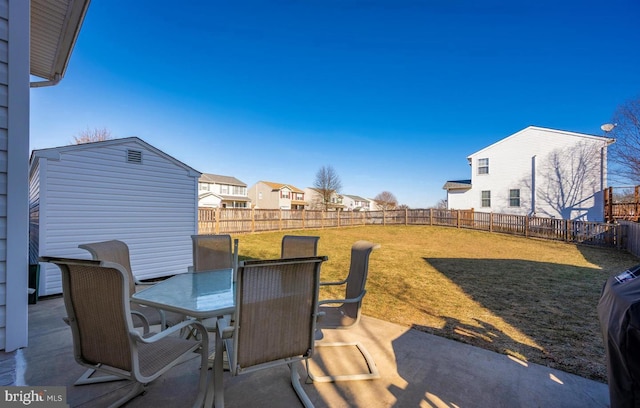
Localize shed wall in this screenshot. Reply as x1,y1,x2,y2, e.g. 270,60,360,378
35,140,198,295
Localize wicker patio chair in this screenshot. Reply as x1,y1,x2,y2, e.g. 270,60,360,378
214,256,327,408
78,240,173,329
76,240,187,384
191,234,239,276
40,257,209,408
307,240,381,382
281,235,320,259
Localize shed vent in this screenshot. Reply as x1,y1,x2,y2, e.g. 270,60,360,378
127,149,143,164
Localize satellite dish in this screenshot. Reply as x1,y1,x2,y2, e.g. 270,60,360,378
601,123,617,132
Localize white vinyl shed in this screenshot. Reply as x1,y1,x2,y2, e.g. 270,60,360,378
29,137,201,296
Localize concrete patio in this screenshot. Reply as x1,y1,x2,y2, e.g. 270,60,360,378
2,295,610,407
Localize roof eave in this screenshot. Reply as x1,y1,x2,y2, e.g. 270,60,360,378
30,0,91,86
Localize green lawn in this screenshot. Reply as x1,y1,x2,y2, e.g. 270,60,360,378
233,225,639,383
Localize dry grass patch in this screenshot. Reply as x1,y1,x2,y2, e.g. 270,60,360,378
234,225,638,382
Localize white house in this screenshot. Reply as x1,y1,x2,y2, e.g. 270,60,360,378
2,0,90,352
342,194,371,211
198,173,250,208
30,137,201,296
443,126,614,221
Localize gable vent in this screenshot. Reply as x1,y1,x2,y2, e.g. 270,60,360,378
127,149,143,164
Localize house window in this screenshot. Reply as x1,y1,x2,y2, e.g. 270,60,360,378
281,190,290,199
220,185,229,194
478,158,489,174
199,183,209,191
481,190,491,207
509,189,521,207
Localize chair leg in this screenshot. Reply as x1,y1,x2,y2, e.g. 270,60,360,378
74,367,125,385
306,342,380,383
289,361,315,408
192,335,209,408
107,382,146,408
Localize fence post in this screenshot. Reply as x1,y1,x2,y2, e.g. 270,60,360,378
456,210,461,228
215,207,221,234
279,209,283,231
489,213,493,233
525,216,529,238
337,209,341,228
429,208,433,225
251,208,255,233
405,208,409,225
302,209,306,230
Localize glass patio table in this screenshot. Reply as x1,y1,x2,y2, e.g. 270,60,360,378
132,268,235,407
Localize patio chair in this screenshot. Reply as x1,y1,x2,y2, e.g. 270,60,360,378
40,257,209,408
281,235,320,258
191,234,239,276
190,234,239,334
214,256,327,408
307,240,381,383
76,240,185,383
79,240,167,328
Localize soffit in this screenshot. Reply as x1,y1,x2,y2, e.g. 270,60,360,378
30,0,91,81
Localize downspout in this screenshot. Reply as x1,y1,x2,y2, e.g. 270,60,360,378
531,155,536,216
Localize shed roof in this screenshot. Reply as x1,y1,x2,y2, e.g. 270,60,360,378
30,137,201,177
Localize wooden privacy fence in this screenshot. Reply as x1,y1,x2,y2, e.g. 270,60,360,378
199,207,626,249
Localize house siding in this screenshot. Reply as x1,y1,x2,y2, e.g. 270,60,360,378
32,139,200,295
0,4,7,350
450,127,610,221
4,0,30,351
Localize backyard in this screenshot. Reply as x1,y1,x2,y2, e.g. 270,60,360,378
233,224,639,383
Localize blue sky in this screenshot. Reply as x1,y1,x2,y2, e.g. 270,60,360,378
30,0,640,208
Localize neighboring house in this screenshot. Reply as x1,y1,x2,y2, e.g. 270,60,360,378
342,194,371,211
248,181,306,209
30,137,201,296
198,173,250,208
2,0,90,352
443,126,615,221
305,188,346,211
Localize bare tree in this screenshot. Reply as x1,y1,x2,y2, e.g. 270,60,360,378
434,198,448,209
525,141,601,219
374,191,398,211
313,165,342,211
607,96,640,185
72,127,113,144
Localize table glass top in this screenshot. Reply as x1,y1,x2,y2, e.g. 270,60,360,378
132,268,235,318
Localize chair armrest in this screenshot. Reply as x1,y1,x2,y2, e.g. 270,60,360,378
319,278,348,287
132,318,207,344
217,316,235,339
318,290,366,306
130,310,151,334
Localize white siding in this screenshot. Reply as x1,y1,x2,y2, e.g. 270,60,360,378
4,0,29,351
452,127,610,221
33,139,199,295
